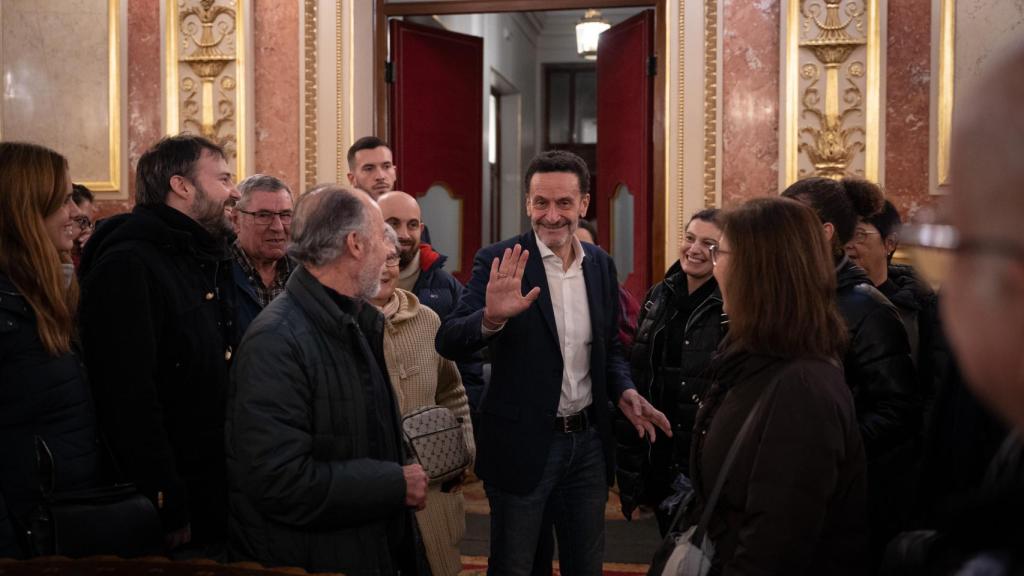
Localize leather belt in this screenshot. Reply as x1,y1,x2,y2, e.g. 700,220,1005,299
554,410,589,433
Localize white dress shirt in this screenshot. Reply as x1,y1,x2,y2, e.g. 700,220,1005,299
534,234,593,416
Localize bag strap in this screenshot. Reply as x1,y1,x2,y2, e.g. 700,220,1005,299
690,374,782,546
33,436,56,498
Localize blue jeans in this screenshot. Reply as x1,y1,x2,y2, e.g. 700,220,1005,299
485,427,608,576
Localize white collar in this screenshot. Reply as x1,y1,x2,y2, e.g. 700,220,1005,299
534,232,586,270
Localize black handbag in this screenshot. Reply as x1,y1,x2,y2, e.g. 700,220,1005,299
26,436,163,558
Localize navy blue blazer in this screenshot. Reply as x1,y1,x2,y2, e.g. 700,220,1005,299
436,231,634,494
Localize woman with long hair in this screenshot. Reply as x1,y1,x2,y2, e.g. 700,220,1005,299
0,142,101,558
689,197,867,574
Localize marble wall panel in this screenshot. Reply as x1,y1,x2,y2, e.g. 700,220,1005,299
116,0,162,215
1,0,111,184
254,0,300,191
954,0,1024,97
721,0,780,206
885,0,931,220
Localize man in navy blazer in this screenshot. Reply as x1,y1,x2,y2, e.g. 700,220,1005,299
437,151,670,575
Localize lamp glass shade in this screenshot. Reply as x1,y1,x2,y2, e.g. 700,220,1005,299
575,18,610,60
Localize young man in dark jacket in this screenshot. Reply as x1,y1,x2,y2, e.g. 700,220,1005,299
226,185,427,575
79,135,241,555
783,176,919,570
616,209,726,533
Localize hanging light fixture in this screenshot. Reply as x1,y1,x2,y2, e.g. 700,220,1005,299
575,9,610,60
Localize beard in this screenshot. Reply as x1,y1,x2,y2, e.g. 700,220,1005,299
398,241,418,268
193,184,234,240
357,258,384,300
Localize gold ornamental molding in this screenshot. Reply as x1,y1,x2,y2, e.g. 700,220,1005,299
303,0,319,190
936,0,954,188
675,0,686,238
165,0,248,178
782,0,882,185
84,0,123,194
702,0,718,209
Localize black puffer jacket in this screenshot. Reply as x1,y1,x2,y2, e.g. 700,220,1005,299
78,204,236,546
616,263,724,520
835,257,919,456
0,274,101,558
835,256,919,565
226,266,415,575
878,264,941,414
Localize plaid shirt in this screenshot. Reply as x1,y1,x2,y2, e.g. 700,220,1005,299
232,241,292,308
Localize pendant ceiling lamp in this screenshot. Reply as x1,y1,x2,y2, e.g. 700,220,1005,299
575,9,610,60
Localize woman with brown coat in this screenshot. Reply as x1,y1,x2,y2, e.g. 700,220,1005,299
371,228,475,576
689,197,868,575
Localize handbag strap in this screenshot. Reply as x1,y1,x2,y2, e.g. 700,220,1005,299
691,374,782,546
34,436,56,498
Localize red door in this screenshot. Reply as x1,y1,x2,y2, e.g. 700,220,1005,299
596,10,654,298
389,20,483,283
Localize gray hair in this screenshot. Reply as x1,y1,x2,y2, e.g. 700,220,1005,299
287,184,368,267
236,174,292,209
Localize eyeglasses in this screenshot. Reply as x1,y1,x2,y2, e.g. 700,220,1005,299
898,223,1024,288
238,209,293,227
851,229,881,244
385,253,401,266
708,243,729,267
73,216,93,231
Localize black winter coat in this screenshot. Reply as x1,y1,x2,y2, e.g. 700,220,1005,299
226,266,415,575
835,257,919,459
690,350,867,575
78,204,236,545
835,257,919,564
616,264,724,519
878,264,941,414
0,274,101,558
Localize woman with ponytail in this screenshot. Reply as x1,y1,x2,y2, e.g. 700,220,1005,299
0,142,101,558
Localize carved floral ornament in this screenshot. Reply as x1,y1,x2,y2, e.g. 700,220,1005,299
796,0,871,180
174,0,240,164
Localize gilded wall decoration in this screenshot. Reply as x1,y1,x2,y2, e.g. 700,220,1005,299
703,0,719,208
783,0,881,184
0,0,123,194
166,0,249,177
303,0,319,189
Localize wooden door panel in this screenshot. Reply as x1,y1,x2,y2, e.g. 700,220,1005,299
596,10,654,298
389,20,483,283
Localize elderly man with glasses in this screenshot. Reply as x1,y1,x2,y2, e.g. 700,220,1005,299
230,174,296,336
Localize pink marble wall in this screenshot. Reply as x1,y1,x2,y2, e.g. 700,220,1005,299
720,0,781,207
885,0,933,221
253,0,301,192
96,0,161,220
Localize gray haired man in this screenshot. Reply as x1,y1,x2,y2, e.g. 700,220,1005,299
226,185,428,574
230,174,295,335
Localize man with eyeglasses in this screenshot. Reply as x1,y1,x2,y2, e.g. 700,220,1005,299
881,41,1024,575
230,174,295,336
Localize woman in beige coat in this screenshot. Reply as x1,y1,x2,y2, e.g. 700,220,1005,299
371,228,476,576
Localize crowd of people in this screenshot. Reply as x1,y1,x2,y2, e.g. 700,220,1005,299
1,40,1024,576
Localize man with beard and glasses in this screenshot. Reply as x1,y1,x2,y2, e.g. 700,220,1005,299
226,185,427,575
79,135,241,557
378,190,486,414
230,174,295,337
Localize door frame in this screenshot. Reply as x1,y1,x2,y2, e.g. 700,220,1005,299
374,0,667,280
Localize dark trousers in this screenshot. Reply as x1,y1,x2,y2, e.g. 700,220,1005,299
484,427,607,576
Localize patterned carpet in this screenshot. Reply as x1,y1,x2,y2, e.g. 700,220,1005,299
459,556,649,576
462,472,653,521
